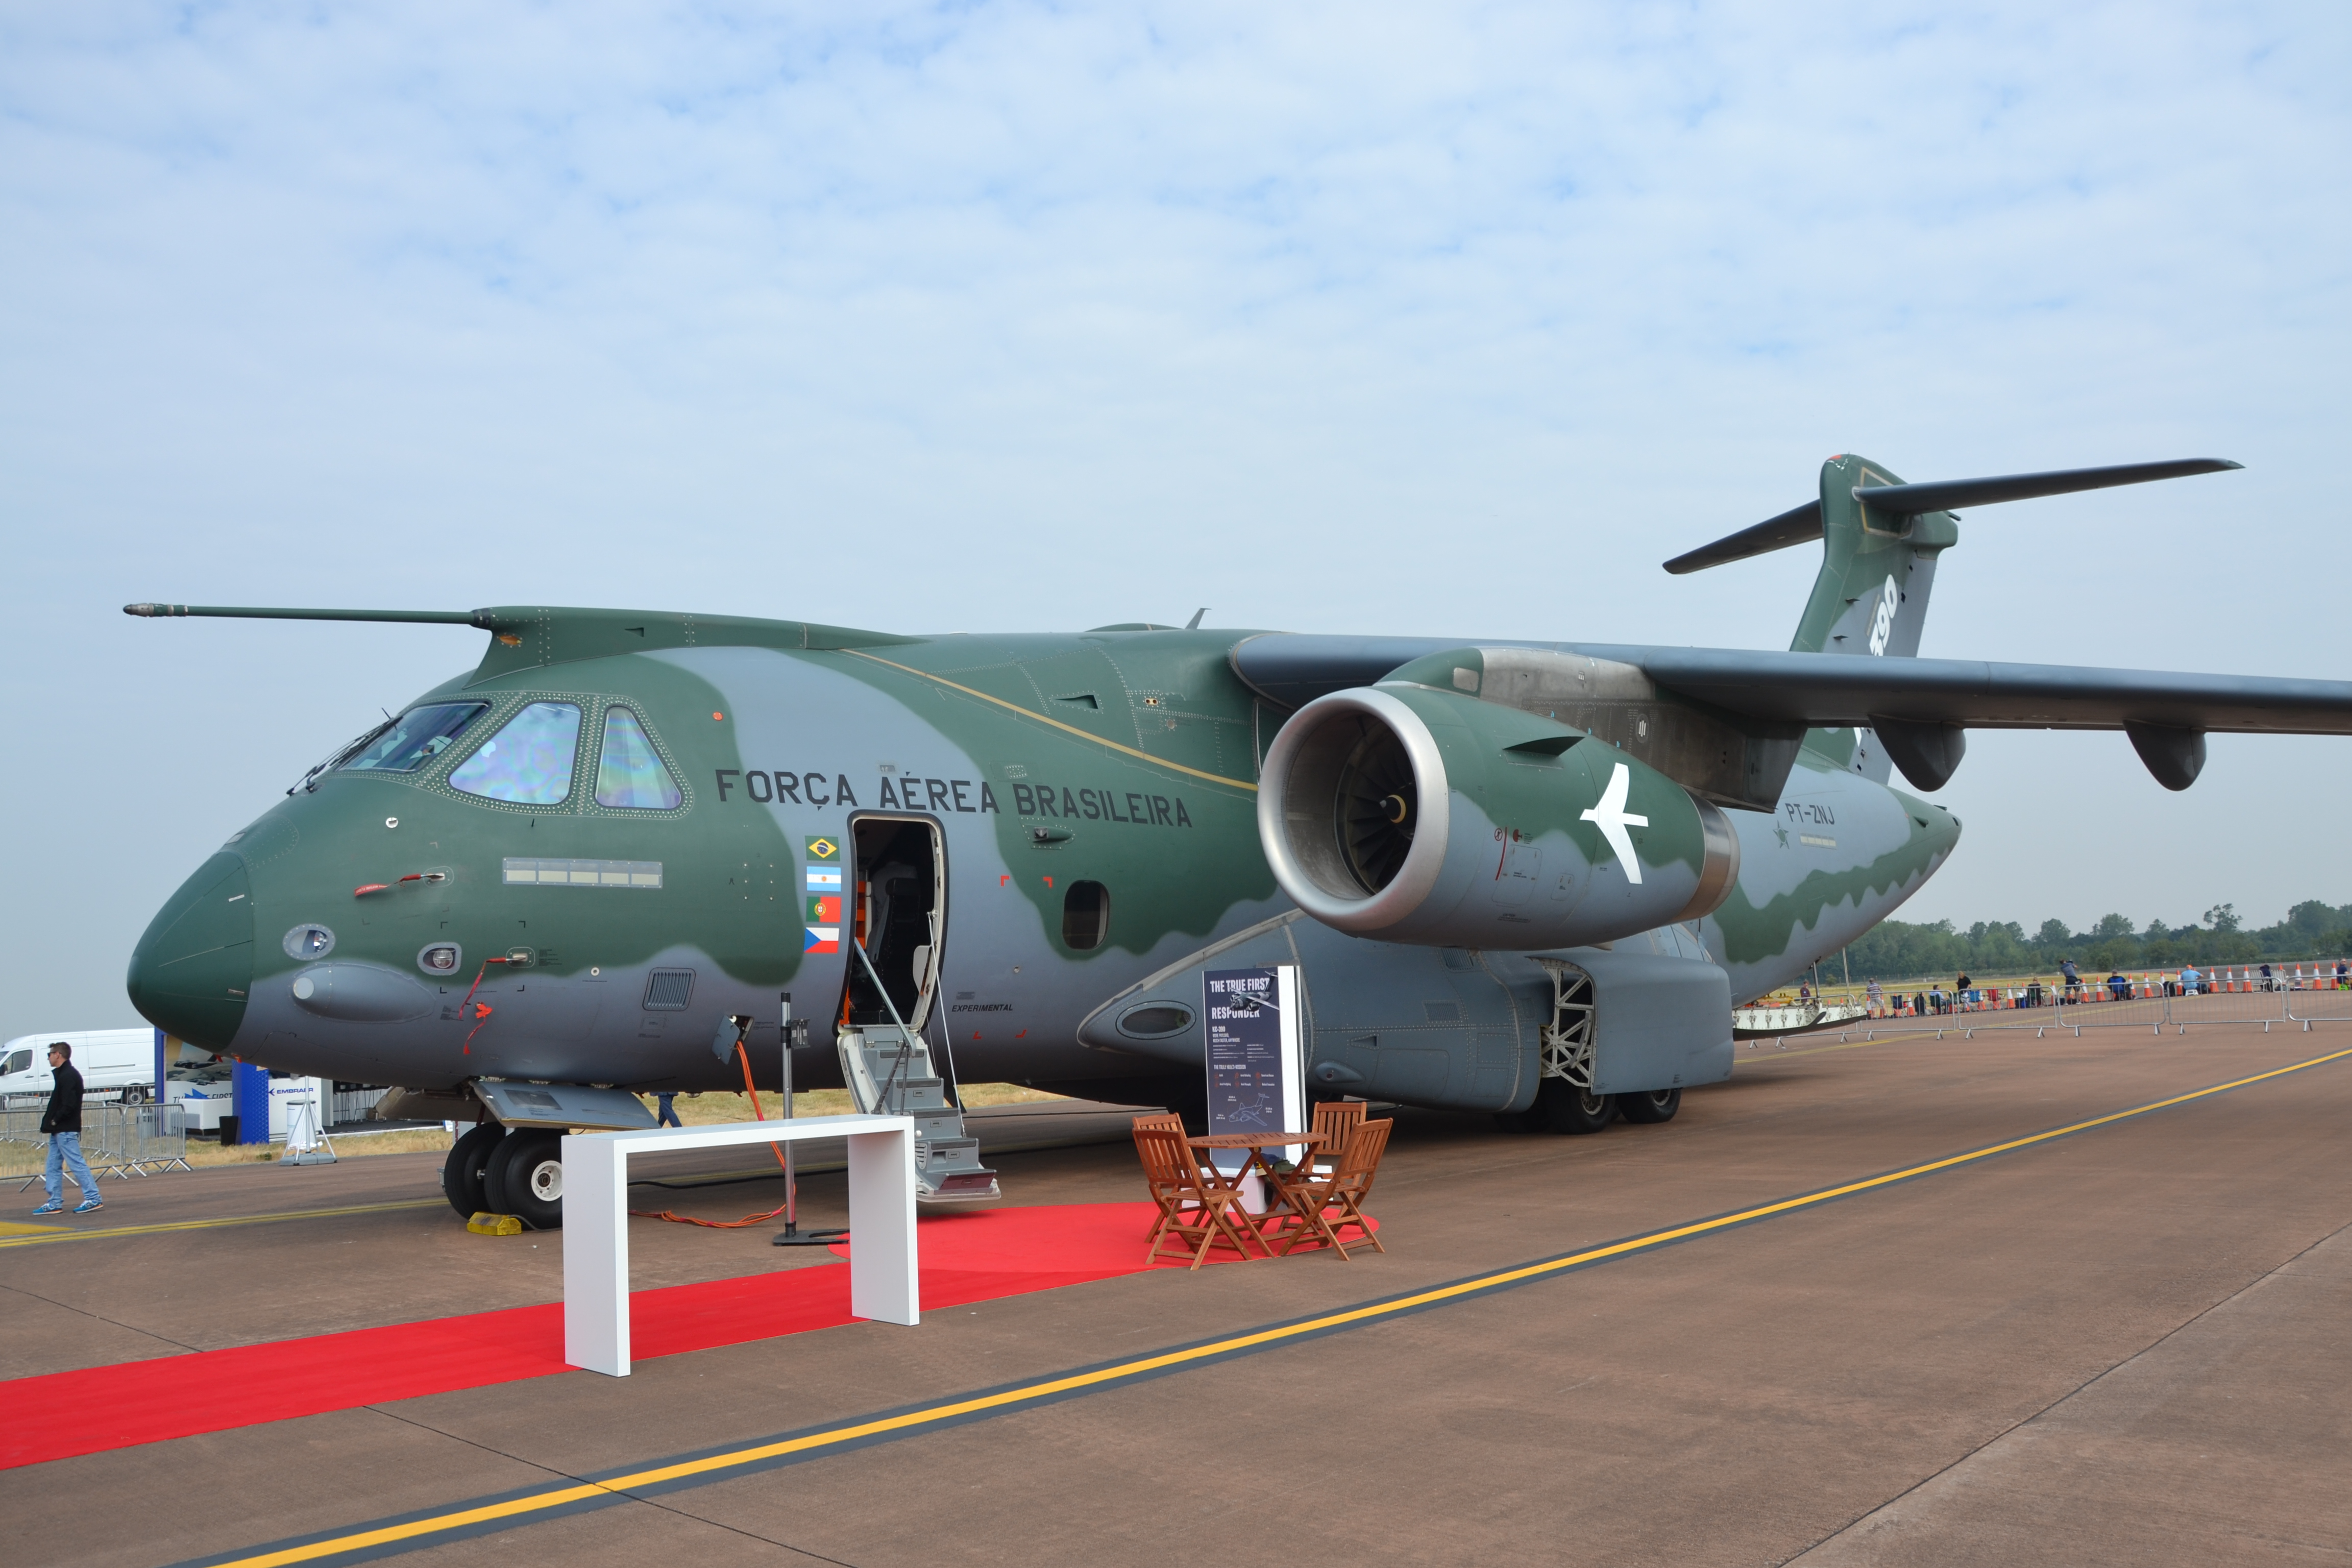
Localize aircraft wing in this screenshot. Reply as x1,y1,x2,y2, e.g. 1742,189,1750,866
1230,634,2352,732
1595,647,2352,735
1229,634,2352,794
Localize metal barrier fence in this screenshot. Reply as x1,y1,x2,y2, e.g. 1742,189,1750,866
1,1104,190,1188
1786,969,2352,1042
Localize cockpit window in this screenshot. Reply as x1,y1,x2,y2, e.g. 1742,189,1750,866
448,702,582,805
338,703,489,774
595,707,683,810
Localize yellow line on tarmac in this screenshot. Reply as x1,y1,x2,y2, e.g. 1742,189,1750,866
0,1199,446,1249
192,1043,2352,1568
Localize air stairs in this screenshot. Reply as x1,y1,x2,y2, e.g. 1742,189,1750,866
1731,1000,1870,1038
837,1025,1000,1205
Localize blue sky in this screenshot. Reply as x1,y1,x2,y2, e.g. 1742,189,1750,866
4,3,2347,1033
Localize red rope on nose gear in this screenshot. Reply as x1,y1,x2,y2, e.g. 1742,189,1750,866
628,1039,798,1230
456,958,510,1055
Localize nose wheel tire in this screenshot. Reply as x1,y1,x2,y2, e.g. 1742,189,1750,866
442,1122,506,1217
1618,1087,1682,1124
484,1130,566,1230
1534,1078,1616,1135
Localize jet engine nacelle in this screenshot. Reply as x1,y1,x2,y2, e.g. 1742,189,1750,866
1257,681,1741,950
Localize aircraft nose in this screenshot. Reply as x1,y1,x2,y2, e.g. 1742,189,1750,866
127,851,254,1053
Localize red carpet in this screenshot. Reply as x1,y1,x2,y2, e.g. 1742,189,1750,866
3,1200,1357,1471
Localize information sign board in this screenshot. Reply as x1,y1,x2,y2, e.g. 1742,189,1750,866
1203,964,1303,1162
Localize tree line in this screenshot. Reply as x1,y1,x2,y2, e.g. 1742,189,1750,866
1829,899,2352,982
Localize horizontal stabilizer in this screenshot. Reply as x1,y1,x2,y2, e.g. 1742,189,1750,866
1849,457,2240,518
1662,457,2240,574
1662,501,1824,576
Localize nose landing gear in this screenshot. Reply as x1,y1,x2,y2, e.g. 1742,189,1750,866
442,1121,506,1217
483,1130,566,1230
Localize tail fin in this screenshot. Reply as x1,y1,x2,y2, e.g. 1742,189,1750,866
1784,456,1953,782
1787,455,1952,659
1662,453,2241,790
1663,454,2242,655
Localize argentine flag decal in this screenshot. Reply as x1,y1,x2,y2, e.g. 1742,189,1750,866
804,834,842,894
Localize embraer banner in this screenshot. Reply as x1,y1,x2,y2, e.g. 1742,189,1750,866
1202,964,1303,1161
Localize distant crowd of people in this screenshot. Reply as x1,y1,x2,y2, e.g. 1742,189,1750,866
1851,955,2352,1017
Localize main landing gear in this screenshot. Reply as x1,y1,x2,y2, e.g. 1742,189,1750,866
1617,1087,1682,1124
1494,962,1684,1135
1497,1081,1682,1135
440,1122,568,1229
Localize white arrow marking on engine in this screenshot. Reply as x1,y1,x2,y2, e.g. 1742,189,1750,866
1580,762,1650,884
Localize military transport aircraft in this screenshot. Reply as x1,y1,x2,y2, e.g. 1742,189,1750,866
122,454,2352,1228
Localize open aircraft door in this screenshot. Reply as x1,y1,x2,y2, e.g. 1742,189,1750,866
832,813,997,1204
838,814,948,1035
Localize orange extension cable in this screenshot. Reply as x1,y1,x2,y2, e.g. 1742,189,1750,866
627,1039,798,1230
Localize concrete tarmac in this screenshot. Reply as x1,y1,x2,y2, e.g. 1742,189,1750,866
6,1023,2347,1566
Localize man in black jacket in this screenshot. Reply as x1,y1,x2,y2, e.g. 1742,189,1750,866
33,1042,102,1216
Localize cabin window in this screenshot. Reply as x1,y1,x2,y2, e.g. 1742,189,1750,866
449,702,582,805
1062,880,1110,951
594,707,683,810
339,703,488,774
3,1049,30,1075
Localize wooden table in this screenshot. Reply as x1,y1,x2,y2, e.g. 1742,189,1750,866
1185,1132,1322,1150
1185,1132,1324,1248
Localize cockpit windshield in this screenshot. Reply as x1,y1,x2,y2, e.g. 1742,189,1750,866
338,703,489,774
449,702,582,804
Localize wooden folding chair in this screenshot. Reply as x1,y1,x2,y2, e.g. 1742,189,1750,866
1269,1117,1390,1259
1322,1118,1391,1256
1132,1118,1193,1248
1250,1102,1360,1252
1133,1126,1266,1269
1308,1100,1365,1174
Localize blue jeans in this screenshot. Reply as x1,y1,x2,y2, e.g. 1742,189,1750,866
45,1131,98,1204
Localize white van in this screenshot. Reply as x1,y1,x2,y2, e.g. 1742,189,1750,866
0,1028,159,1104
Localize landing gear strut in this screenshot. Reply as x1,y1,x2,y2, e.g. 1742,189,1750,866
1534,961,1613,1134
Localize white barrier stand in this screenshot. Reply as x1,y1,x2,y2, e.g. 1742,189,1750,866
562,1113,918,1377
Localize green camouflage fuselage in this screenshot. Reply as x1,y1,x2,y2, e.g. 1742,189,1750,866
127,615,1957,1113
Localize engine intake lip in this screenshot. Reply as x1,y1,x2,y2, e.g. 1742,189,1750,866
1258,689,1451,934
